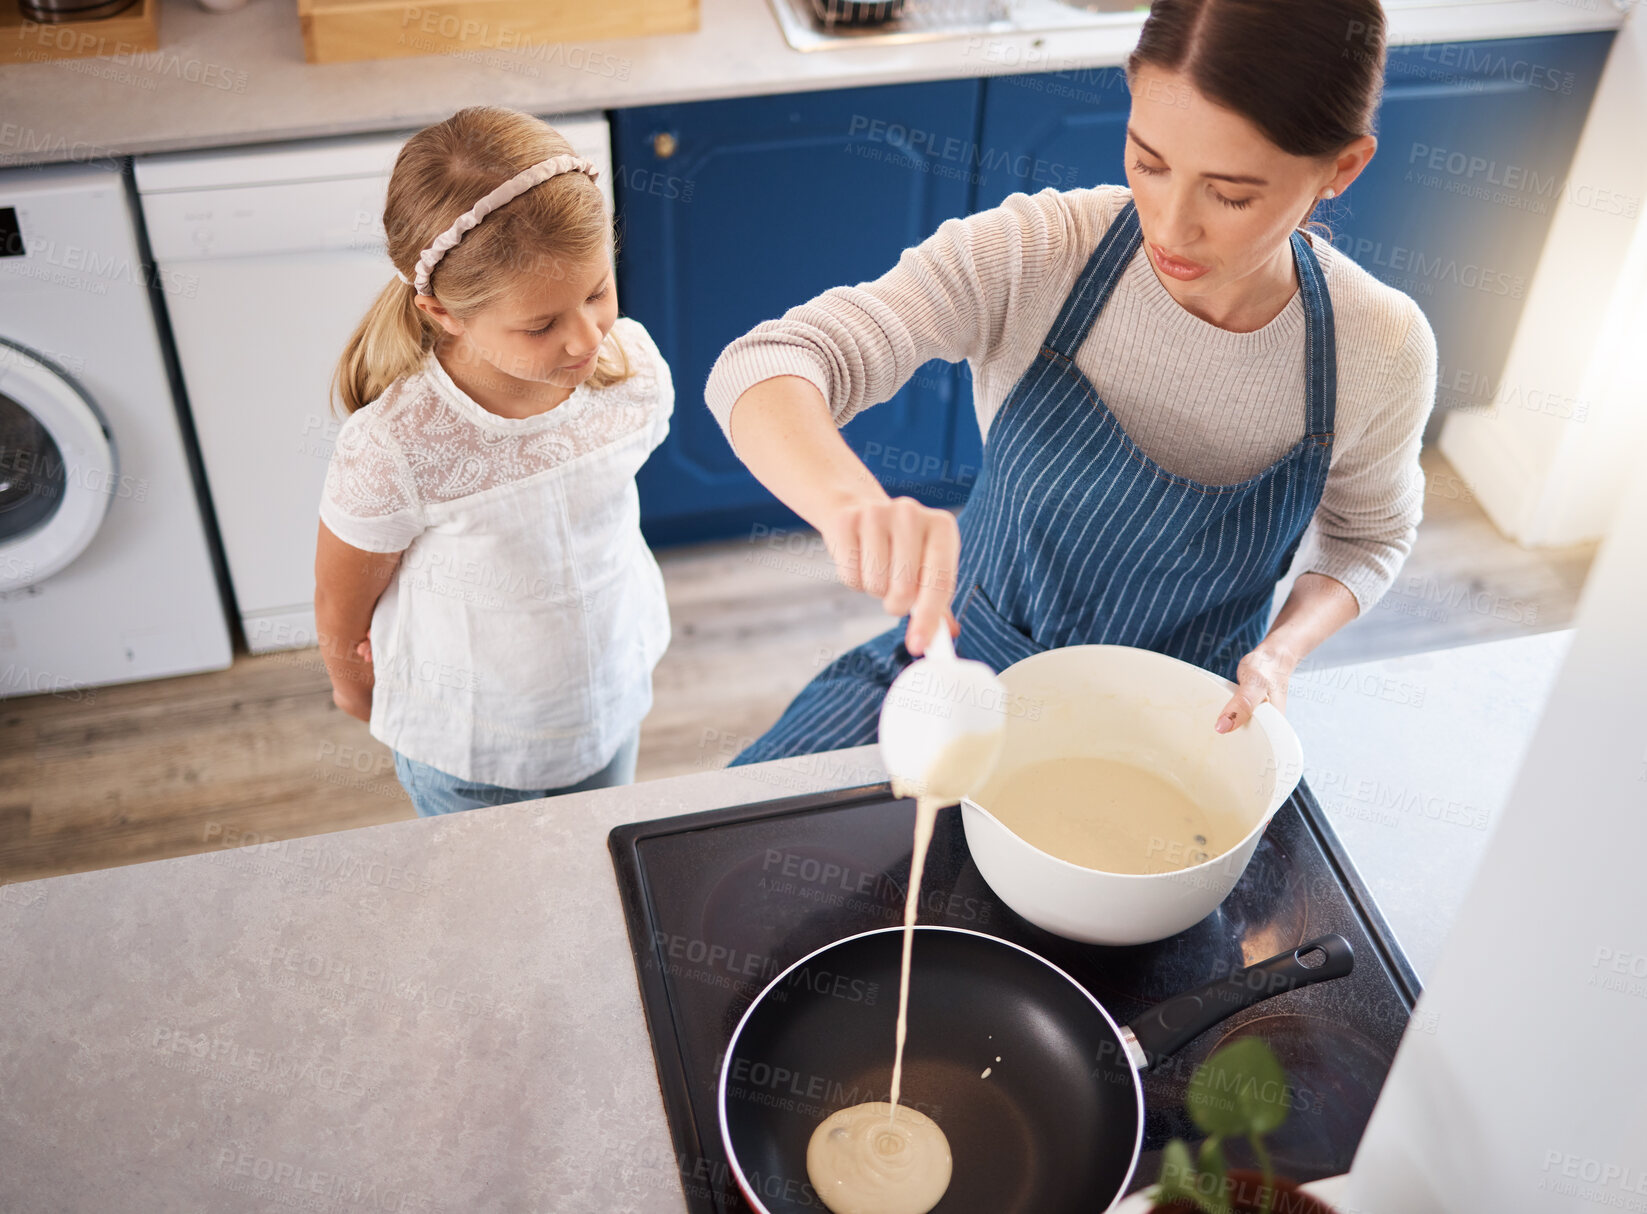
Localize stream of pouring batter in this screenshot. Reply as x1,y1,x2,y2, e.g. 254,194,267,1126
883,731,1000,1118
884,788,939,1119
805,732,997,1214
888,730,1000,1115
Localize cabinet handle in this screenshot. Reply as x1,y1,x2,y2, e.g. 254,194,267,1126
652,131,678,159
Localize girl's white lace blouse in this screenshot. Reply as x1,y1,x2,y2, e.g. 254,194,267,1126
319,316,673,787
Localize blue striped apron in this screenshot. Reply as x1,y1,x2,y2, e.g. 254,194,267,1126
730,201,1336,768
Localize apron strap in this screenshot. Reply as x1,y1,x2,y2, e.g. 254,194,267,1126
1292,228,1338,441
1042,200,1144,359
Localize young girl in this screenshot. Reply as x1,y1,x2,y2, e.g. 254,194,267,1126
315,106,673,817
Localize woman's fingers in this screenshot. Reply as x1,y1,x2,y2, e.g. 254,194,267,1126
906,510,961,655
829,506,864,592
1216,650,1266,732
857,510,894,599
1214,685,1259,733
881,498,928,616
906,607,958,658
1215,645,1293,732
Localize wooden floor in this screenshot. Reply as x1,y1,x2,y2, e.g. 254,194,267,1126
0,447,1597,885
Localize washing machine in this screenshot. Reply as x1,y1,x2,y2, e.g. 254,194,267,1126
0,160,232,698
134,115,613,653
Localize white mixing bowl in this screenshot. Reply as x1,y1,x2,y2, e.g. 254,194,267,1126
959,645,1304,946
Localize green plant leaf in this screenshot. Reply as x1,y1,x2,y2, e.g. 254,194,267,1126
1197,1136,1227,1182
1186,1038,1291,1137
1153,1138,1201,1203
1198,1137,1233,1214
1252,1131,1276,1214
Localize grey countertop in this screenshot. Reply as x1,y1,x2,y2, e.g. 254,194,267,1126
0,0,1626,169
0,628,1574,1212
0,741,885,1212
1283,627,1575,979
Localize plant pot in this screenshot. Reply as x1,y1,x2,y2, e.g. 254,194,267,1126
1149,1168,1340,1214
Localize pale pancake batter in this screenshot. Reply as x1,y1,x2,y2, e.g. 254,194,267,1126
986,755,1240,874
807,731,998,1213
806,1102,952,1214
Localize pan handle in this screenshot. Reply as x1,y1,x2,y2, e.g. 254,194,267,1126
1122,934,1354,1069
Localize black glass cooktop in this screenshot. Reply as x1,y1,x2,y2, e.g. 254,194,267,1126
609,780,1420,1213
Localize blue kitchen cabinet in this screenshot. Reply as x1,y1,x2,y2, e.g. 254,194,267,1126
614,82,984,546
972,65,1132,210
1322,34,1614,434
972,34,1615,442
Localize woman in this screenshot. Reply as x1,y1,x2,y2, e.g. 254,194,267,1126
707,0,1436,766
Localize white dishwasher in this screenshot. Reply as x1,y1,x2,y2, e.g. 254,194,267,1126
134,115,613,653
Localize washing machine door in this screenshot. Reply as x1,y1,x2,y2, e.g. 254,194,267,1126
0,338,116,591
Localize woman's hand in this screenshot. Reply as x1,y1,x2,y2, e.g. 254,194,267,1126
1214,573,1360,732
825,496,961,656
1215,641,1297,733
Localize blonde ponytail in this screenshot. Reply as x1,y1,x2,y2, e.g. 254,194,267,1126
331,277,439,416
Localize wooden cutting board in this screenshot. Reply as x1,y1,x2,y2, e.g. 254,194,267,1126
298,0,698,65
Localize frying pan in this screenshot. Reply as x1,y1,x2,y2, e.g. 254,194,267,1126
719,926,1354,1214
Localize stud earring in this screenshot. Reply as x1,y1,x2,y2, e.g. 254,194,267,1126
1320,188,1337,200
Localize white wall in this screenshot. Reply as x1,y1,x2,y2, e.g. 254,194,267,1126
1438,14,1647,547
1346,405,1647,1207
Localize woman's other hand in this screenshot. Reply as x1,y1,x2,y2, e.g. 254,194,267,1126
1215,641,1296,733
1215,572,1360,731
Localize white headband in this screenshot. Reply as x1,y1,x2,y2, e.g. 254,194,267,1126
395,152,600,295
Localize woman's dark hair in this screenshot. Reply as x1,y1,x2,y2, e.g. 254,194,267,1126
1128,0,1386,227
